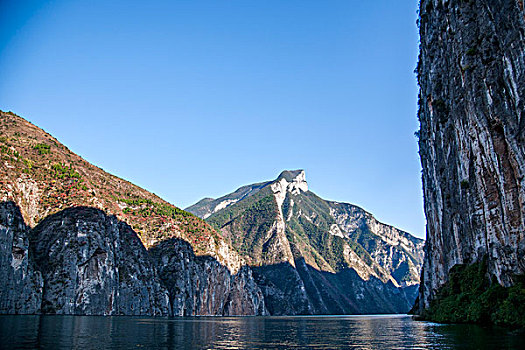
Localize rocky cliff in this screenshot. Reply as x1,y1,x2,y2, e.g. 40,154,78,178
0,110,265,316
30,207,170,315
416,0,525,320
0,202,42,314
187,170,424,314
150,239,266,316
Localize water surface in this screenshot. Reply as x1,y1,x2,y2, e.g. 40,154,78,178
0,314,523,349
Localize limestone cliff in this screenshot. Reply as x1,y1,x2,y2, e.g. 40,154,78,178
417,0,525,312
0,201,269,316
150,239,267,316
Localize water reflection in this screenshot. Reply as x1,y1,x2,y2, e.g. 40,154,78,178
0,315,523,349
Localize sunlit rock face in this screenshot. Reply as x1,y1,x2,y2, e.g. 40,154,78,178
417,0,525,311
329,202,424,288
188,170,424,314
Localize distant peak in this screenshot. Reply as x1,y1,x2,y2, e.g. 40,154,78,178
277,169,305,182
273,169,308,195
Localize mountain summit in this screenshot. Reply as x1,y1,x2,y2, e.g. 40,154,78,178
275,169,308,187
186,169,308,220
187,170,424,314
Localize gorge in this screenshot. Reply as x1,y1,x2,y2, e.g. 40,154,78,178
2,0,524,330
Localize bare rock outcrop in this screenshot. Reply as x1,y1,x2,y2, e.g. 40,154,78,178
150,238,267,316
30,207,170,315
417,0,525,310
0,201,42,314
0,203,267,316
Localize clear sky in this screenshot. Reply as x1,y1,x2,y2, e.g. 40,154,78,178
0,0,425,238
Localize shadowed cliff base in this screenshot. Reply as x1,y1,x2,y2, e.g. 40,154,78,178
1,200,419,316
0,202,266,316
252,259,418,315
149,238,266,316
0,201,42,314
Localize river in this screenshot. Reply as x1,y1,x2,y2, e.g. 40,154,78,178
0,314,523,349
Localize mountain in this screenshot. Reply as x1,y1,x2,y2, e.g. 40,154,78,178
0,110,424,316
415,0,525,326
0,110,265,315
186,169,425,314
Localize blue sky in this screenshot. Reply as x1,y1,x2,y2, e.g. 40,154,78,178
0,0,425,238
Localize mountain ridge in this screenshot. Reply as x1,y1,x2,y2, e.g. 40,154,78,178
0,110,237,265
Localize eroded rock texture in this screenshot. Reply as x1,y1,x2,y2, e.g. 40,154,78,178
0,203,267,316
30,207,170,315
150,238,267,316
417,0,525,310
0,202,42,314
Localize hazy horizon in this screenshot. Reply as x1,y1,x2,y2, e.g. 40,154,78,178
0,0,424,238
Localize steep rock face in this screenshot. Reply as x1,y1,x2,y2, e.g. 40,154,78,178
0,202,42,314
188,170,424,314
150,239,266,316
0,111,265,316
329,202,424,287
30,207,170,315
251,262,312,315
0,201,267,316
417,0,525,310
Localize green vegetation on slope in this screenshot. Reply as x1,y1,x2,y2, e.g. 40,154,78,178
207,187,272,230
422,260,525,328
0,110,221,254
284,192,376,274
115,196,194,218
287,215,346,271
208,189,278,263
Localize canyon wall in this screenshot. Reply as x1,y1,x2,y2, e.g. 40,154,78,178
417,0,525,310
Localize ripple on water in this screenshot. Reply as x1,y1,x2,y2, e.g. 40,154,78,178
0,314,524,349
